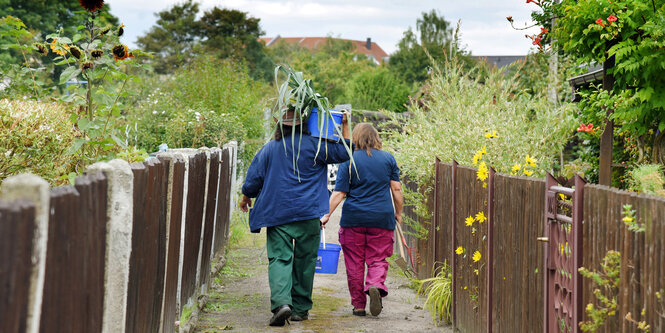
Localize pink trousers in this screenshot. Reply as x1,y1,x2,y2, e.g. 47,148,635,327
338,226,394,309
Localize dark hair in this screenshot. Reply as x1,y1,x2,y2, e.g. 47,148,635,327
273,123,309,141
352,123,381,156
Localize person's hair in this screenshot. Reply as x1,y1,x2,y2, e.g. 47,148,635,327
352,123,382,156
273,123,309,141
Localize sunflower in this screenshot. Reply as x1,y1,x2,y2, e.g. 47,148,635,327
69,46,82,59
91,49,104,58
33,43,48,56
81,62,94,71
112,44,128,61
78,0,104,12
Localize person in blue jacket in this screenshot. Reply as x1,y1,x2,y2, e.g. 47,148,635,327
239,109,350,326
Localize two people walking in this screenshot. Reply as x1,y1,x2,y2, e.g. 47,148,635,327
240,111,402,326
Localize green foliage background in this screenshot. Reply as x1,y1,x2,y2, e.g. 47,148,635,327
126,56,268,169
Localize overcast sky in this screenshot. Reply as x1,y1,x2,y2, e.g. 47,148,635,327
109,0,542,56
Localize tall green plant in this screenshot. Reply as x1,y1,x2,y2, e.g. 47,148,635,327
273,65,354,176
416,262,452,325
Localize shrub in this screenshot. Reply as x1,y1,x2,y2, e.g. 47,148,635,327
126,56,268,168
0,99,77,185
343,67,411,112
385,57,576,189
628,164,665,197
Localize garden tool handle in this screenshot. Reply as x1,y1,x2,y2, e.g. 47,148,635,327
395,226,405,258
396,223,408,248
321,227,326,250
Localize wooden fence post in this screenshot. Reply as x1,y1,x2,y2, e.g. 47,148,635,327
1,174,50,333
486,167,496,333
451,160,458,328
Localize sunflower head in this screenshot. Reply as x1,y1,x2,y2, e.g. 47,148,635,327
112,44,127,59
100,26,111,36
91,49,104,58
117,24,125,37
69,46,82,59
33,43,48,56
78,0,104,12
81,62,94,71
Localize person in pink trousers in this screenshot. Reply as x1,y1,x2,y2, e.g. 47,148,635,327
320,123,403,317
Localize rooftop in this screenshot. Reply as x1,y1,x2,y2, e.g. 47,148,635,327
260,36,389,65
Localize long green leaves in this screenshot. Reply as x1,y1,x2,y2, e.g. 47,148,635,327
273,65,354,179
416,262,452,325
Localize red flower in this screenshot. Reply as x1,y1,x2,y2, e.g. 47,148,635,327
532,37,542,46
577,123,596,133
596,18,605,27
540,28,548,35
607,15,618,23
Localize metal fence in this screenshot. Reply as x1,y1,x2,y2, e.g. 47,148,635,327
407,159,665,332
0,144,238,333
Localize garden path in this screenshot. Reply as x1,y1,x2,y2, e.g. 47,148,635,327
194,202,450,333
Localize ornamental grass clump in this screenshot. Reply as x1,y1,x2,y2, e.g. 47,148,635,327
416,262,453,325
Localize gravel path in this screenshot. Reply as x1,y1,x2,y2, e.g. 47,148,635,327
194,202,451,333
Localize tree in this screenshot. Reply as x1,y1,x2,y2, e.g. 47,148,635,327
527,0,665,183
388,10,453,84
197,7,273,81
136,0,200,74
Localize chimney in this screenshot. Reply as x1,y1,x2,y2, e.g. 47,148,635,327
366,38,371,50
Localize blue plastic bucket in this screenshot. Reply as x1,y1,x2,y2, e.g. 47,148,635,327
308,107,344,141
315,243,341,274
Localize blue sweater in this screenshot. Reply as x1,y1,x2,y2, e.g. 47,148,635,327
242,135,351,232
334,149,400,230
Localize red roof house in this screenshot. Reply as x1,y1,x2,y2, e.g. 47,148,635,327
259,36,389,64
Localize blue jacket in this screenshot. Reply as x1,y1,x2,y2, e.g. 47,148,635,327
242,135,351,232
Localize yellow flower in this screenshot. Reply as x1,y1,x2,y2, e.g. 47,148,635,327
472,153,481,166
484,130,498,138
525,154,537,167
455,246,464,255
622,216,634,223
480,146,487,155
464,286,467,290
477,162,489,181
474,269,479,275
465,216,475,226
523,169,533,176
475,212,487,223
472,250,481,262
511,164,521,173
558,193,566,200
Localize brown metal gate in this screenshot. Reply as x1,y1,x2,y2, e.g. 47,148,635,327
543,174,585,333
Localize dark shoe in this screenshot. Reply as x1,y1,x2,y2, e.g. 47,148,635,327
291,312,308,321
369,286,382,316
269,305,291,326
352,309,366,316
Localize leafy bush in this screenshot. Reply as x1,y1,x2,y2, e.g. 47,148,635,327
343,67,410,112
385,57,576,188
0,99,77,185
628,164,665,197
127,56,268,168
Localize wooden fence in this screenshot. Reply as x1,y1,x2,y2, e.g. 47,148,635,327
406,159,665,332
0,144,238,333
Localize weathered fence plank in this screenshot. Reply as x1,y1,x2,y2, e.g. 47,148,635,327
159,155,185,333
453,166,488,333
199,150,220,290
180,152,207,308
125,160,168,332
0,199,35,333
40,172,107,333
491,174,545,333
213,147,232,255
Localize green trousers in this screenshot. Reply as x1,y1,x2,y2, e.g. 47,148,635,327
266,218,320,316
